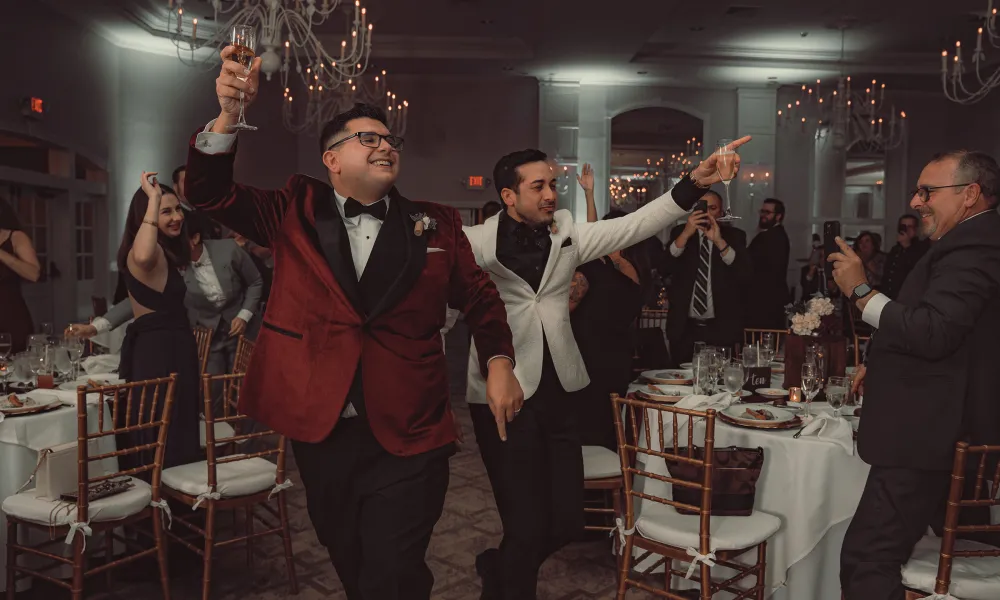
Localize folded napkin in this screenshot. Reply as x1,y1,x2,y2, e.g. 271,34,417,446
81,354,120,375
29,389,101,406
798,414,855,455
675,391,736,412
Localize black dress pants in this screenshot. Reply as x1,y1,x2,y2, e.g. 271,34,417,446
470,361,585,600
291,417,453,600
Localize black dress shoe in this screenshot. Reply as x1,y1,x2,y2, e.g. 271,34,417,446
475,548,502,600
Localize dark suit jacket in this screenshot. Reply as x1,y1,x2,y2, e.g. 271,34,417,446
661,225,752,343
183,238,263,333
184,130,514,455
861,211,1000,470
747,225,790,329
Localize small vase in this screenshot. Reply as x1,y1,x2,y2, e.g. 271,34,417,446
783,333,848,390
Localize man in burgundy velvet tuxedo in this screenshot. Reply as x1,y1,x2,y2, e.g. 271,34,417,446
183,48,523,600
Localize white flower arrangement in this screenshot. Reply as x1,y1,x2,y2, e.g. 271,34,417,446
786,296,837,336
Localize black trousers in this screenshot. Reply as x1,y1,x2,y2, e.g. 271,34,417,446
470,362,585,600
669,317,741,366
291,417,453,600
840,465,998,600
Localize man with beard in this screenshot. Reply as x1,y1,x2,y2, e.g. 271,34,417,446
464,140,750,600
881,213,929,299
181,47,523,600
831,150,1000,600
747,198,790,329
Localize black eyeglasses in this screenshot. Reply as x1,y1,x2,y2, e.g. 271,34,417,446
910,183,973,202
326,131,404,152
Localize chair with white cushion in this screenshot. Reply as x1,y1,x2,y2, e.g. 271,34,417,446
3,374,177,600
902,441,1000,600
161,372,297,600
583,445,624,539
610,394,779,600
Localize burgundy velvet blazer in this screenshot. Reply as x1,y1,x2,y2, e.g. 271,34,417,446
184,132,514,455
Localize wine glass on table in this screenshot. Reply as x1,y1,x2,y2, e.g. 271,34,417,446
826,376,850,418
0,357,9,394
0,333,11,360
715,138,740,222
760,332,776,365
64,337,84,380
724,361,746,404
801,363,820,418
228,25,258,131
53,345,73,383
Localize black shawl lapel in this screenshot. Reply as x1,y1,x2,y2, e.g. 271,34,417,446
311,188,365,315
366,188,427,322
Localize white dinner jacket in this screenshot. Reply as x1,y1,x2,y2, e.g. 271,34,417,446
462,190,690,404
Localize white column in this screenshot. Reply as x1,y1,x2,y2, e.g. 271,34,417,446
538,82,582,218
577,85,610,221
734,88,777,223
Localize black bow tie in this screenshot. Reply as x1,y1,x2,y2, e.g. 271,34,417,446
344,197,387,221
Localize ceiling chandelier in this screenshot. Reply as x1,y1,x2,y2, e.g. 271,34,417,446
777,28,906,152
164,0,408,135
941,2,1000,104
608,138,701,207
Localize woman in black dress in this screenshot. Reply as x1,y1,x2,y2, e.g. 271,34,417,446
569,209,650,450
0,197,41,353
113,172,201,469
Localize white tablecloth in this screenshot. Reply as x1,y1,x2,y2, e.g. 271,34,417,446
627,380,870,599
0,403,117,592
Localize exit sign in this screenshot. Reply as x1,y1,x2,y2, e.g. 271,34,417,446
465,175,487,190
21,97,44,120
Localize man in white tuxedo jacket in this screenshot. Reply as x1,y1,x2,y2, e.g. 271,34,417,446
462,143,749,599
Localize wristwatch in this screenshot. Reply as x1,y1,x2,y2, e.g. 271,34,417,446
850,282,873,302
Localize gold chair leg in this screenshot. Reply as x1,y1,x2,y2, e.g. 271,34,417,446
201,503,217,600
153,506,171,600
278,493,299,594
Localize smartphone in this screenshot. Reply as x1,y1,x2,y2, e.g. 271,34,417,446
693,199,709,214
823,221,841,281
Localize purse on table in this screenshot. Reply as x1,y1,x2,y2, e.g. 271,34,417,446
666,446,764,516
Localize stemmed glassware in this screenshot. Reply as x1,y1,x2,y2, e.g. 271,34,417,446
53,345,74,382
229,25,258,131
801,363,821,418
826,376,850,418
759,333,776,365
715,138,740,222
0,357,9,394
63,337,84,380
0,333,11,360
724,360,746,404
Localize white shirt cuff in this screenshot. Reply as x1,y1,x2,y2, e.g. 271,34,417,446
669,242,685,257
91,317,112,334
720,246,736,266
195,119,237,155
486,355,514,369
861,292,891,329
236,309,254,323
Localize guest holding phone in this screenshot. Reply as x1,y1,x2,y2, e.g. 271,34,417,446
660,190,751,365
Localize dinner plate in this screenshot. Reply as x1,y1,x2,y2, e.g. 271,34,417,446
641,370,694,385
755,387,789,398
719,405,801,430
636,384,693,403
679,362,694,369
0,393,63,416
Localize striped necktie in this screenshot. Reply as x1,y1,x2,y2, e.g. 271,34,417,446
693,235,711,316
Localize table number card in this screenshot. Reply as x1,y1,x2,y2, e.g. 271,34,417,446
744,367,771,393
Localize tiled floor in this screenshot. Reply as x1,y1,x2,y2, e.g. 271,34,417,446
15,326,662,599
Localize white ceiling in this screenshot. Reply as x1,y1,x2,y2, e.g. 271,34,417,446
44,0,997,88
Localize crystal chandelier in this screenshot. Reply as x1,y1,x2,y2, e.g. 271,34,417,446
607,139,701,207
941,2,1000,104
777,27,906,152
164,0,407,135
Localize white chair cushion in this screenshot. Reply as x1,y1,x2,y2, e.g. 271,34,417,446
161,456,276,499
198,420,237,448
583,445,621,479
2,479,152,526
902,534,1000,600
635,501,781,552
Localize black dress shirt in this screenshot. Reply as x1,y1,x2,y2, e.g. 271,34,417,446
496,210,553,292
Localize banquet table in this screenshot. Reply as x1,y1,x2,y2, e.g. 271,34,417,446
626,375,870,600
0,394,118,593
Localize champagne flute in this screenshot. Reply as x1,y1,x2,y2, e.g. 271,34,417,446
64,337,84,380
801,363,819,418
715,138,740,222
0,333,10,359
229,25,258,132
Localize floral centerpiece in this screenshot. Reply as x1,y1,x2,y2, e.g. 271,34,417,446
785,296,837,337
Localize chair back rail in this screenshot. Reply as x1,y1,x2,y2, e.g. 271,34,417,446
75,374,177,524
233,335,255,374
192,326,213,376
743,328,790,356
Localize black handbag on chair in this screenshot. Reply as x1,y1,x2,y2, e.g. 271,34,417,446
667,446,764,516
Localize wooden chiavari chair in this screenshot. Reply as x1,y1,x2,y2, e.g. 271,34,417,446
161,373,297,600
902,441,1000,600
233,335,255,374
91,296,108,318
611,394,779,599
634,309,671,375
743,329,790,358
3,375,177,600
853,334,870,367
192,326,213,376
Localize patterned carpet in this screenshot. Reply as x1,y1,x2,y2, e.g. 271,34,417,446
16,326,662,599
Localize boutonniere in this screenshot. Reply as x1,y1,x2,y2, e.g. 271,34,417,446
410,213,437,237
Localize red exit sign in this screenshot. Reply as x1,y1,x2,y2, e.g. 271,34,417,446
21,97,44,120
466,176,486,189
